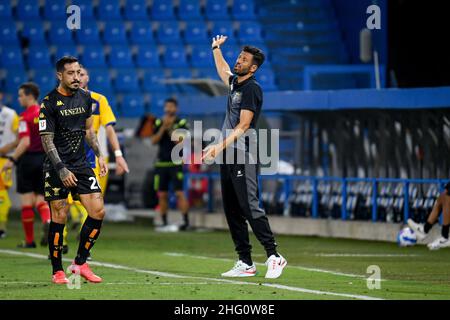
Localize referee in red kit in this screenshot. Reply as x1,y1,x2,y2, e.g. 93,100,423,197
202,35,287,279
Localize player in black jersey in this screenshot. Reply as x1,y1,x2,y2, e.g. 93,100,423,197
39,56,108,284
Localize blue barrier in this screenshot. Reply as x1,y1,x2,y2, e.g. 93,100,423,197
185,173,448,223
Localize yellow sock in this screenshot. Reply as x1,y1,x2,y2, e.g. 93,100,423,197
0,189,11,229
63,225,68,246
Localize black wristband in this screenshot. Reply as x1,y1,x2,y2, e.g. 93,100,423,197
55,162,66,171
212,45,220,51
6,156,17,164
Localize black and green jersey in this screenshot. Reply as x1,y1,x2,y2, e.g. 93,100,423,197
153,117,189,165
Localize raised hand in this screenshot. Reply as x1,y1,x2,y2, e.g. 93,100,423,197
212,35,228,49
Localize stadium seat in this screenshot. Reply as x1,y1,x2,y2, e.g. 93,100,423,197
178,0,202,21
44,0,67,20
114,69,140,93
136,45,161,68
81,45,107,68
149,93,168,116
27,46,52,69
256,69,277,91
190,45,212,68
77,0,95,19
221,45,240,65
54,45,79,63
124,0,149,20
170,68,193,79
0,21,19,45
141,68,167,93
31,69,58,94
130,21,155,45
169,69,197,94
21,21,46,46
121,94,145,117
4,70,28,92
88,68,113,92
162,45,188,68
0,2,12,19
48,21,74,45
103,22,128,45
151,0,176,20
97,0,122,20
16,0,40,20
238,22,263,43
184,21,209,44
232,0,256,20
0,46,24,69
211,21,236,44
196,67,216,79
74,21,100,45
108,45,134,68
157,22,181,44
205,0,229,20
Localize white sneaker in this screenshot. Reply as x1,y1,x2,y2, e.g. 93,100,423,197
407,219,428,241
265,254,287,279
427,237,450,250
155,224,179,233
221,260,257,277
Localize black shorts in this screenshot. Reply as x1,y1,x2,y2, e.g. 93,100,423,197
44,166,101,202
17,152,45,195
154,165,184,192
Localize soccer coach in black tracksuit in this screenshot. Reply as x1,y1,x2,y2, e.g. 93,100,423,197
202,35,287,279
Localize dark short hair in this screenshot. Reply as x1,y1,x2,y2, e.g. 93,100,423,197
165,97,178,107
242,46,265,68
55,56,79,72
19,82,40,100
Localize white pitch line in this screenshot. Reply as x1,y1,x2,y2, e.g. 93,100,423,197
164,252,367,279
316,254,419,257
0,249,383,300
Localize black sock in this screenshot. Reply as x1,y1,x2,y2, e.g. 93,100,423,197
182,212,189,225
424,222,433,233
75,216,102,265
48,222,65,274
442,224,450,239
162,214,168,226
266,250,280,258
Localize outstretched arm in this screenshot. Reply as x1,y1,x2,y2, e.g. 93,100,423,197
212,35,232,86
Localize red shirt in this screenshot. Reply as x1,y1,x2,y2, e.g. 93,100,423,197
19,105,44,153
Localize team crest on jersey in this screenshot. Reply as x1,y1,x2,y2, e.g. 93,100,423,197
232,91,242,104
57,100,64,106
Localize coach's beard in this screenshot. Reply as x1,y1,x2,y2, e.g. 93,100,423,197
234,65,250,77
69,82,80,92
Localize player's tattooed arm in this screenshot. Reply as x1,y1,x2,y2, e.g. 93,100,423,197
41,133,73,183
85,116,102,158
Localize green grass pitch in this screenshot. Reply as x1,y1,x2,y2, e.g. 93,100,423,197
1,219,450,300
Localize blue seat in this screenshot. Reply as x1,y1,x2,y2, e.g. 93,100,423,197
136,45,161,68
31,69,57,94
232,1,256,20
211,21,236,44
21,21,46,45
103,22,128,45
184,21,208,44
17,0,40,19
44,0,67,20
238,22,263,43
141,68,167,93
114,69,140,93
130,21,155,45
77,0,95,19
162,45,188,68
121,94,145,118
157,22,181,44
151,0,175,20
81,45,107,68
124,0,149,20
97,0,122,20
178,0,202,20
27,46,52,69
88,68,112,92
4,70,28,92
49,21,74,45
0,2,12,19
196,68,216,79
74,21,100,45
149,93,168,116
221,45,240,65
0,21,19,45
205,0,229,20
108,45,134,68
169,69,196,94
190,45,212,68
0,46,24,69
170,68,193,79
256,69,277,91
54,45,79,63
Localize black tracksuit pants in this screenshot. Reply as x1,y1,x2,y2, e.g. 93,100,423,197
220,161,278,263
